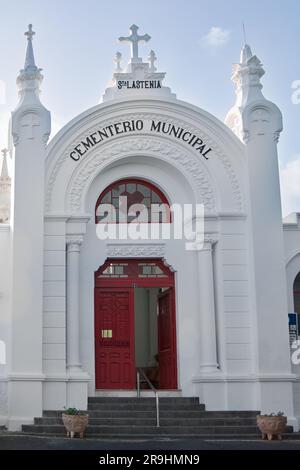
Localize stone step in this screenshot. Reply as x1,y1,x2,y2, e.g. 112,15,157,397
20,429,300,440
87,403,205,410
88,397,199,404
34,416,258,426
23,424,282,435
42,409,260,418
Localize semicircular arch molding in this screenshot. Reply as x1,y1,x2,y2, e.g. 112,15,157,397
45,101,246,215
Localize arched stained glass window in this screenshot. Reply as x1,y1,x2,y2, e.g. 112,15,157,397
95,178,171,223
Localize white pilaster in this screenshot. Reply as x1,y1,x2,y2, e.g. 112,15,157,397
64,217,90,410
197,239,219,373
66,236,83,373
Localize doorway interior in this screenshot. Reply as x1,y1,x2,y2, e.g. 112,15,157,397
94,259,177,390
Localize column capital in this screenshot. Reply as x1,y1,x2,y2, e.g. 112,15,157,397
200,234,219,251
204,234,218,245
66,235,83,251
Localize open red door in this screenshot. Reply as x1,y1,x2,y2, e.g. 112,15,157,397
158,288,177,389
95,288,135,389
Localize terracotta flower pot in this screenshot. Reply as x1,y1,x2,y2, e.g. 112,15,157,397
256,415,287,441
62,413,89,438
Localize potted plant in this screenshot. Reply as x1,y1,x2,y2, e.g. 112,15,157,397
256,411,287,440
62,407,89,438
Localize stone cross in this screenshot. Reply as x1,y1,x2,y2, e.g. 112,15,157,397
21,113,40,140
119,24,151,63
148,50,157,72
114,52,122,72
25,24,35,41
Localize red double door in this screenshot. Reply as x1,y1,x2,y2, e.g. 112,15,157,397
94,286,177,390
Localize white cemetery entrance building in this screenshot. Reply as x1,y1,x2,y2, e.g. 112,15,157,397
1,24,300,431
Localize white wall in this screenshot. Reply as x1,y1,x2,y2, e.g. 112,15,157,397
41,97,288,415
0,225,11,422
41,152,256,411
42,218,67,410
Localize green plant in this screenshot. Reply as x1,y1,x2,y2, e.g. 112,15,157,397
63,407,87,415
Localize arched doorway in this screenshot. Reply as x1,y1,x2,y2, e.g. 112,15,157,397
94,258,177,390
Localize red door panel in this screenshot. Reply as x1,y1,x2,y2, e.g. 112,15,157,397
95,288,135,389
158,288,177,389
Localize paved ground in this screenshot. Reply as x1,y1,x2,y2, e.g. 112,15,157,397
1,433,300,450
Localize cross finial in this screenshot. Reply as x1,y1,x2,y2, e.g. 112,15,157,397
119,24,151,63
1,149,8,159
114,51,123,72
148,50,157,72
25,24,35,41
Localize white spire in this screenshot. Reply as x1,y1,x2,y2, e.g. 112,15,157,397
0,149,9,178
240,23,252,63
16,24,44,107
232,45,265,107
240,43,253,64
225,42,266,140
24,24,37,70
12,24,51,147
0,148,11,224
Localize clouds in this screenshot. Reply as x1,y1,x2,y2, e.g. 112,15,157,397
280,156,300,216
201,26,231,49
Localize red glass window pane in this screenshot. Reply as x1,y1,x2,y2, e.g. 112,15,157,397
95,178,170,224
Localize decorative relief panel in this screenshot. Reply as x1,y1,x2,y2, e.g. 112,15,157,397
106,243,165,258
68,136,216,213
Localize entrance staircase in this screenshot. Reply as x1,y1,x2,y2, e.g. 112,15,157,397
21,397,295,439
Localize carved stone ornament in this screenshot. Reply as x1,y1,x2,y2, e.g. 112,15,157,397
66,235,84,252
45,113,243,213
106,243,165,258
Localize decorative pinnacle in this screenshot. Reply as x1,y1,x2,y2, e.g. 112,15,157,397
148,50,157,72
0,149,9,178
25,24,35,41
114,51,123,72
23,23,39,72
17,22,43,89
240,44,253,65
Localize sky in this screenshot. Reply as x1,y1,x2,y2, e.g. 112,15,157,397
0,0,299,216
